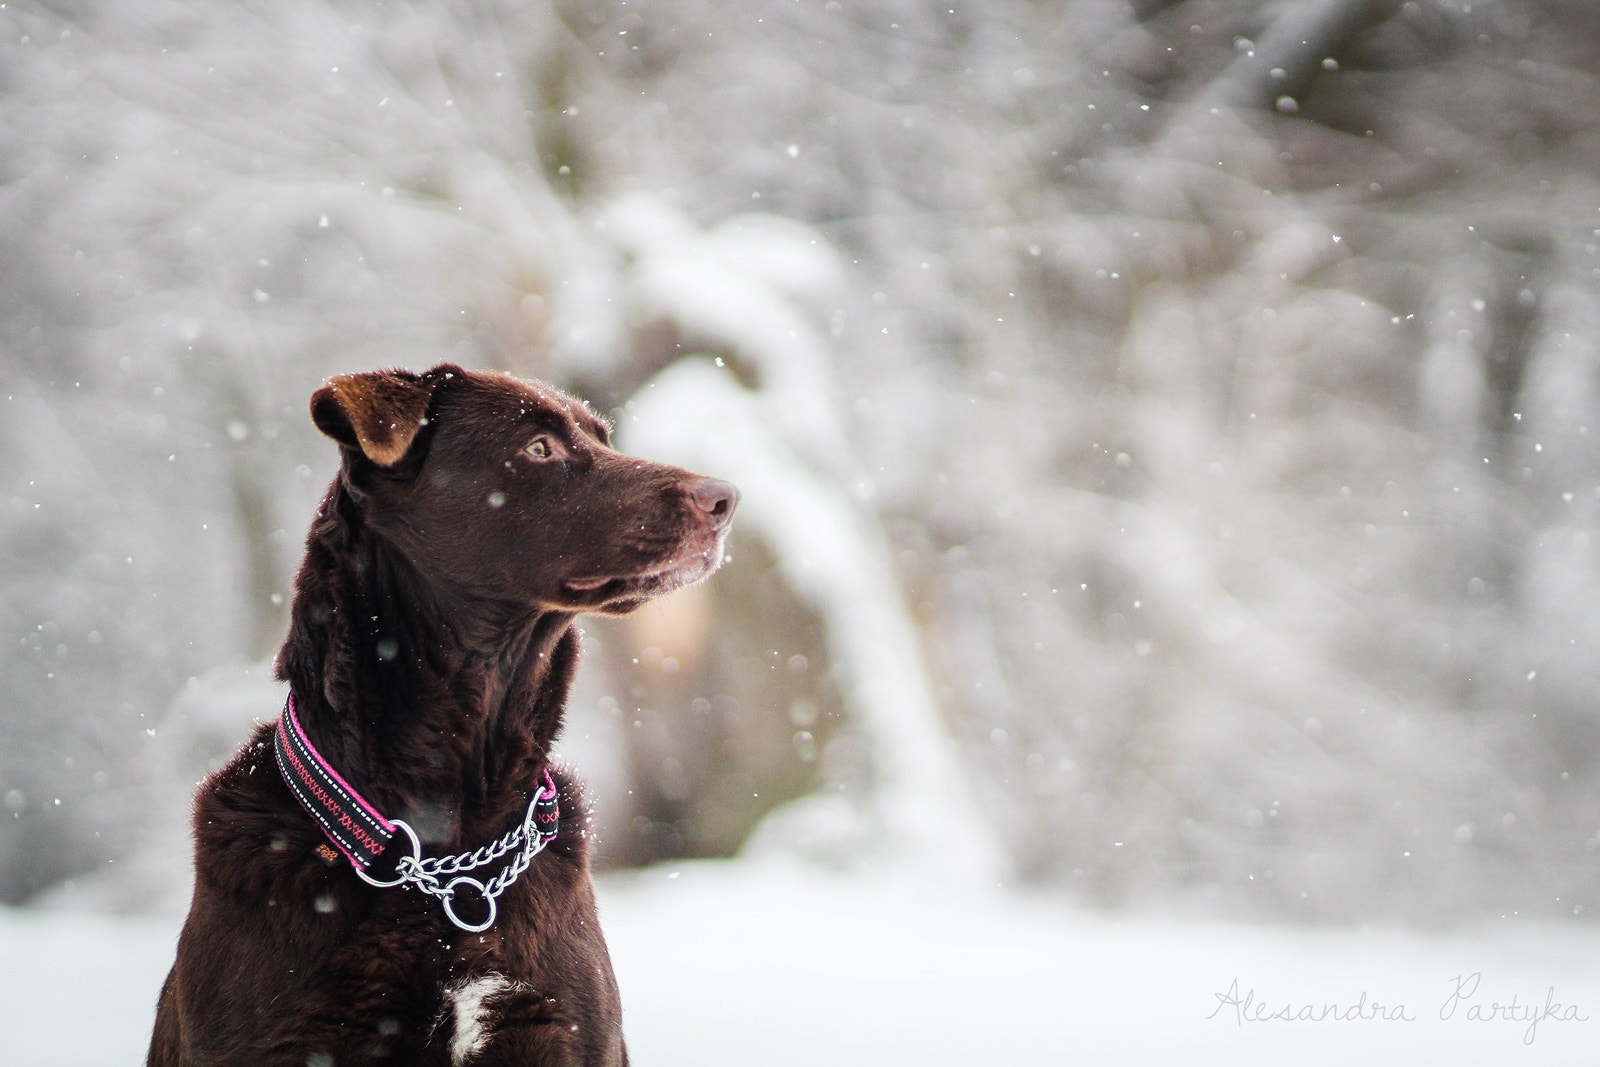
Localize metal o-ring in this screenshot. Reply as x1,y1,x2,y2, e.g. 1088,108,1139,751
355,819,421,889
441,876,498,933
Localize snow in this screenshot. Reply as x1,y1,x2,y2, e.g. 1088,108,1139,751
622,360,1001,883
0,907,176,1067
601,196,849,452
5,860,1598,1065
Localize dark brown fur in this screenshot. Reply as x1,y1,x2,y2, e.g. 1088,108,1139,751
149,365,737,1066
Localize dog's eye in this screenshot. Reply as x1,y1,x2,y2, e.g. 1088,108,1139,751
524,437,553,460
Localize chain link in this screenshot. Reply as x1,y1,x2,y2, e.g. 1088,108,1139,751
374,784,557,933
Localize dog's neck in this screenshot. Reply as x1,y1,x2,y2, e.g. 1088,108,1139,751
275,482,577,847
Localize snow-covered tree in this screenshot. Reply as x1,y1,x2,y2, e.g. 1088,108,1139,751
6,0,1600,923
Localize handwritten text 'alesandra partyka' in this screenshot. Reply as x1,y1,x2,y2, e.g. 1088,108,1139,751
1207,973,1589,1045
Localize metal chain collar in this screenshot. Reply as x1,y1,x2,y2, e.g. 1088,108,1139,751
356,778,559,933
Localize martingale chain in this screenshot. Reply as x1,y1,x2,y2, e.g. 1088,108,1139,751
357,774,560,933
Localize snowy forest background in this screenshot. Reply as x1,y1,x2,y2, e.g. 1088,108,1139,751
6,0,1600,929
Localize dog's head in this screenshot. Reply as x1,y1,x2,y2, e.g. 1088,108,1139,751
310,364,737,614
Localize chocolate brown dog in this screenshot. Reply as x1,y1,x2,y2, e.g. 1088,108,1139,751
149,365,737,1066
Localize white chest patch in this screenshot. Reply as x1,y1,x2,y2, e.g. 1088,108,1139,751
445,973,517,1065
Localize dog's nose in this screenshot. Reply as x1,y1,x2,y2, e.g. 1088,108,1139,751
689,478,739,529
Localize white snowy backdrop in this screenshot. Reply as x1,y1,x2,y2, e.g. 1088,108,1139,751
6,0,1600,1060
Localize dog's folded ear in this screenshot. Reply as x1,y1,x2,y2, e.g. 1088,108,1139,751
311,367,449,467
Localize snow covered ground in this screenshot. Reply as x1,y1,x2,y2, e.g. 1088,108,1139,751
3,858,1597,1065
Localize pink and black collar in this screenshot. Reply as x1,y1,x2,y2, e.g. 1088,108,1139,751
274,694,399,871
273,694,559,932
